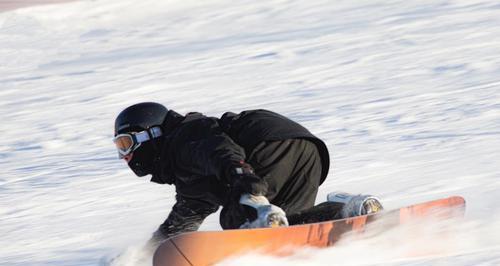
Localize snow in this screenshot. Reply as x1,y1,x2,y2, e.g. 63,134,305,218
1,0,500,265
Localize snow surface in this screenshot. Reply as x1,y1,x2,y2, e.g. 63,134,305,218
1,0,500,265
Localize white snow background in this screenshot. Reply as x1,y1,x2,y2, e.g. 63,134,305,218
1,0,500,265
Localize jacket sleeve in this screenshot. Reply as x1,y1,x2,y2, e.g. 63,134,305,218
177,125,268,196
180,130,245,177
153,195,218,242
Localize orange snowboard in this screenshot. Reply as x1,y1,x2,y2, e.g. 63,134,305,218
153,196,465,266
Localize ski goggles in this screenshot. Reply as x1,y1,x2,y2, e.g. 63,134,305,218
113,126,163,159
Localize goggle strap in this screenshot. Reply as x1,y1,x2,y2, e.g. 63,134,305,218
134,126,163,144
150,126,163,138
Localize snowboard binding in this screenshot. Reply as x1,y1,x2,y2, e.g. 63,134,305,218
239,194,289,229
327,192,384,218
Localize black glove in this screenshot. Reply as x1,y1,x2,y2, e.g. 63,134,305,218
228,160,268,197
143,228,169,254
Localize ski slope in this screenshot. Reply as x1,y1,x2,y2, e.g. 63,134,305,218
1,0,499,265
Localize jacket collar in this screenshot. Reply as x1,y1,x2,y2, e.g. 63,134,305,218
161,110,185,136
150,110,185,184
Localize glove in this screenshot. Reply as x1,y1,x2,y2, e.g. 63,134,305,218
229,160,268,196
238,193,289,228
145,229,168,252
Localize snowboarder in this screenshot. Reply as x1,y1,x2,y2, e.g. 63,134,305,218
113,102,382,246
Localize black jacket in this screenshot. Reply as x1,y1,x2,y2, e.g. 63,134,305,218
151,109,330,239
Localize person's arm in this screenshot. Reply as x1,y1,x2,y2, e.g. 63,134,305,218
177,126,267,197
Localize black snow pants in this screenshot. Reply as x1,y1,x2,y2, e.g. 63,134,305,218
220,138,324,229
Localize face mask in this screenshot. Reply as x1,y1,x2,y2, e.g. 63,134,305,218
127,141,155,177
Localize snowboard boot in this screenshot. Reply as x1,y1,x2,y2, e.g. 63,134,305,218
238,194,289,229
327,192,384,218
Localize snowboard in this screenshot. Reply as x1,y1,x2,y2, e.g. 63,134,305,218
153,196,465,266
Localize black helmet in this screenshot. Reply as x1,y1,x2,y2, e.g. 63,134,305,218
114,102,168,177
114,102,168,135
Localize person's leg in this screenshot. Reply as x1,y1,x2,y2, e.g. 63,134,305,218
249,139,323,214
254,140,382,224
287,201,344,225
286,193,384,225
